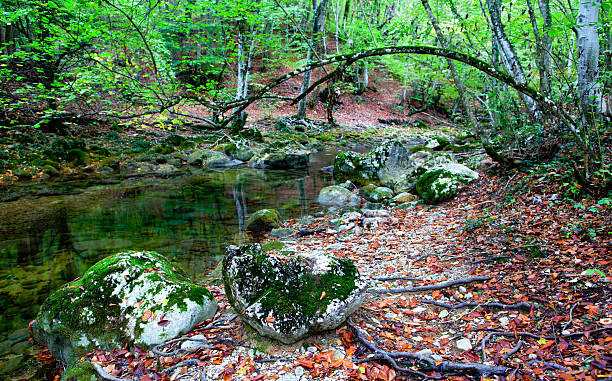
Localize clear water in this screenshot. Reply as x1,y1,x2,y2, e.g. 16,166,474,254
0,150,336,377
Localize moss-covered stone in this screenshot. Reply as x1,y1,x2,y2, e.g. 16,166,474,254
415,163,477,204
317,185,361,207
360,184,394,203
249,149,309,169
66,149,90,167
32,251,217,366
223,245,368,344
246,209,281,233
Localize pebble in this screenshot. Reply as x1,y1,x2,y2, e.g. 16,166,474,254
416,349,433,357
278,375,299,381
432,354,443,361
294,366,305,377
412,306,427,314
307,346,317,353
499,316,510,326
456,338,472,351
528,353,538,360
459,286,467,293
438,310,449,318
465,292,473,299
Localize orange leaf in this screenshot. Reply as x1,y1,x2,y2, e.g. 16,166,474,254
320,291,326,300
266,317,275,323
297,359,314,368
142,310,151,322
559,373,575,381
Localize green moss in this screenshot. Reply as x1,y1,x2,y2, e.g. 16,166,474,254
61,360,97,381
224,246,358,337
261,241,285,252
416,169,461,204
66,149,90,167
333,151,376,186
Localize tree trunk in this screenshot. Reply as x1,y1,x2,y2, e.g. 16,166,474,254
486,0,539,116
576,0,605,177
526,0,552,97
421,0,483,137
297,0,329,119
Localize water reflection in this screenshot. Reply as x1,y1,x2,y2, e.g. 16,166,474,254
0,150,336,377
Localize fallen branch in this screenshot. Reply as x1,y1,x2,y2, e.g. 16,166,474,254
348,321,510,378
369,276,491,294
296,228,326,237
529,360,568,371
421,300,532,310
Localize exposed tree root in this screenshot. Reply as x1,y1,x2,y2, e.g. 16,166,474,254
348,321,511,379
369,276,491,294
420,300,532,310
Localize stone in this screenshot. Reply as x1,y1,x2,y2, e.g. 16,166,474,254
333,141,413,187
180,334,209,351
32,251,217,365
186,149,207,166
245,209,281,234
250,149,310,169
392,192,417,203
456,338,473,351
223,245,369,344
317,186,361,207
270,228,295,238
416,164,477,205
231,147,254,162
360,184,394,203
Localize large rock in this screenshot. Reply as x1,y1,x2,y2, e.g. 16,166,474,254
223,245,368,344
246,209,281,233
416,163,478,204
187,149,242,168
333,141,412,187
32,251,217,365
250,149,310,169
317,185,361,207
393,152,458,193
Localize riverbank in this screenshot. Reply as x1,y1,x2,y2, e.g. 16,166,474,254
47,169,611,381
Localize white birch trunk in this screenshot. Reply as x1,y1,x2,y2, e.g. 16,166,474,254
577,0,606,124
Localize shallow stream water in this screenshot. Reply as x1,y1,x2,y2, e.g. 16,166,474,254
0,150,337,378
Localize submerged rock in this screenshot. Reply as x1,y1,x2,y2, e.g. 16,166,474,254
32,251,217,365
223,245,368,344
246,209,281,233
317,186,361,207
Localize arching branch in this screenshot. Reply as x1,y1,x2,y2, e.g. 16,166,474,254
219,45,577,135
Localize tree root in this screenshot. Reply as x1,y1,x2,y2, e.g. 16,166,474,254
421,300,532,310
348,321,510,378
91,362,134,381
369,276,491,294
374,275,423,282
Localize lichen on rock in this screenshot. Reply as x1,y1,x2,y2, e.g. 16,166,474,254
416,163,477,204
32,251,217,366
222,245,369,344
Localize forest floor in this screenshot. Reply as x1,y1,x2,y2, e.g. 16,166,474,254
61,168,612,381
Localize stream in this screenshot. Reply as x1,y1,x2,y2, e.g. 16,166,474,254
0,150,338,378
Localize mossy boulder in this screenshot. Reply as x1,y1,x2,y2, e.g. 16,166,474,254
246,209,281,233
186,149,242,168
333,141,414,188
360,184,394,203
165,134,187,147
249,149,309,169
223,245,368,344
32,251,217,366
239,128,264,143
393,152,457,193
317,186,361,207
66,149,90,167
178,140,197,151
416,163,478,204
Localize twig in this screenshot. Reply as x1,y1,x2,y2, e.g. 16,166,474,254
469,255,510,265
502,340,524,362
421,300,532,310
91,362,133,381
528,360,568,371
369,276,491,294
152,337,212,357
475,326,612,341
254,357,294,363
562,302,580,331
